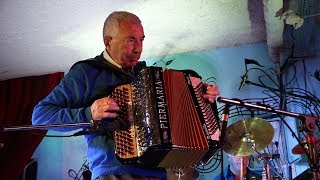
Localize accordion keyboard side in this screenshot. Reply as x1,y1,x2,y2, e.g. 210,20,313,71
113,67,171,165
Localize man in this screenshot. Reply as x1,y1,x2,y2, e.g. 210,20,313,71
214,154,261,180
32,11,220,180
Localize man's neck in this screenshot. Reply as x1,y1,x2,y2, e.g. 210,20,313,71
103,50,121,69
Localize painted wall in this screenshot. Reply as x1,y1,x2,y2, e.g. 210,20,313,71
32,40,319,179
283,58,320,178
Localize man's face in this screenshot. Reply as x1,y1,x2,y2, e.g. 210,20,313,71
107,20,145,69
228,155,249,175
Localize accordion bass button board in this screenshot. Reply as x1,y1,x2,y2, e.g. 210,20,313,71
112,67,220,168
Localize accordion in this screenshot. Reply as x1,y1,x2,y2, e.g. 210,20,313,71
111,67,220,168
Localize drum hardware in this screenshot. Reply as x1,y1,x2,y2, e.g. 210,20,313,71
290,135,320,179
167,167,199,180
292,138,320,155
222,117,285,179
174,169,184,180
222,118,283,180
258,153,283,180
218,97,320,180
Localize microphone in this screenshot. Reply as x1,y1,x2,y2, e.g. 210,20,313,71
238,72,248,90
220,104,230,147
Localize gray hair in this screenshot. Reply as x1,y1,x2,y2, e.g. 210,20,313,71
103,11,141,38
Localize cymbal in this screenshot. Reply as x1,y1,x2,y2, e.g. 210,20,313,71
292,138,320,154
223,117,274,156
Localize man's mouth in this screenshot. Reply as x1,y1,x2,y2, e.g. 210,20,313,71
129,57,140,62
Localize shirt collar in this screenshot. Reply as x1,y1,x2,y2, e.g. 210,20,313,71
103,50,121,69
226,166,234,178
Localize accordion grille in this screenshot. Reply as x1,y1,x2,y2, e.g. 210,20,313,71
112,84,138,159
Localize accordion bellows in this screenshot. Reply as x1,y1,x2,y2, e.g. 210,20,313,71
111,67,220,169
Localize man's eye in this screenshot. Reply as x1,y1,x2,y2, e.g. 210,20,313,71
126,39,134,43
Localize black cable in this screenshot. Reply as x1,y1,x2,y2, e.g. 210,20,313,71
281,62,297,87
204,77,217,84
290,88,320,105
247,67,280,89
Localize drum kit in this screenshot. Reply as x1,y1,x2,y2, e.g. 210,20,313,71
222,117,320,180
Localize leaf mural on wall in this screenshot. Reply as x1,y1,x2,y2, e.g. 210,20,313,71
314,69,320,81
165,59,174,66
151,43,176,68
152,58,175,68
245,58,264,67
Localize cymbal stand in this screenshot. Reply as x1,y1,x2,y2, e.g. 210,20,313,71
241,121,269,179
245,135,284,180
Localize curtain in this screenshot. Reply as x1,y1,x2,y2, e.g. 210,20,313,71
0,72,64,179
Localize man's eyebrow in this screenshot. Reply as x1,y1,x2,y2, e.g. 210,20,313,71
126,35,145,39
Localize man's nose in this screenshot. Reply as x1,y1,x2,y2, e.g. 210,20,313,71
133,42,142,54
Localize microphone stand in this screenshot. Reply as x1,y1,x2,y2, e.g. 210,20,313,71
219,104,230,180
1,122,91,132
0,120,122,136
217,97,320,180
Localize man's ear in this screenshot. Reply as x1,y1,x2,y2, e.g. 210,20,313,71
104,36,112,48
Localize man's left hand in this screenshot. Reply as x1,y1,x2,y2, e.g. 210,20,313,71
203,84,220,103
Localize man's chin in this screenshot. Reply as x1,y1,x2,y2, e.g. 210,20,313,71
124,61,138,68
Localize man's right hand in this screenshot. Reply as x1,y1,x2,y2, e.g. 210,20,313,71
90,97,120,120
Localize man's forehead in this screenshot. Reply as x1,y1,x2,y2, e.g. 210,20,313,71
118,22,144,35
125,35,145,39
119,20,142,28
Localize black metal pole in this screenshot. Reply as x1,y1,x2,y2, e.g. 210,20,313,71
1,122,92,132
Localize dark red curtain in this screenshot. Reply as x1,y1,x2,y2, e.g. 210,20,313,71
0,72,64,179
